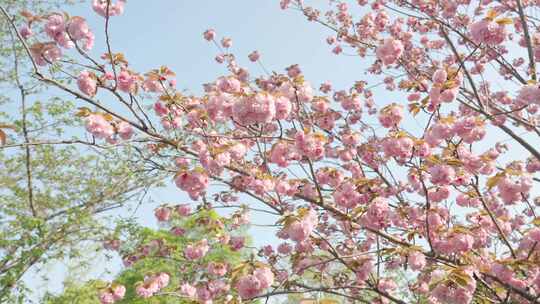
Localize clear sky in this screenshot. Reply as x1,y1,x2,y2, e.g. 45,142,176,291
70,0,370,92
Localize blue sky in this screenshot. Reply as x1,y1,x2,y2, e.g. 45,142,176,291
70,0,369,93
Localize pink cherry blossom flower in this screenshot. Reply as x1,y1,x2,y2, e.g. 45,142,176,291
408,251,426,271
216,76,241,94
283,208,318,242
516,84,540,105
432,68,447,84
156,272,170,288
429,164,455,186
111,285,126,301
378,103,404,128
99,292,115,304
376,38,404,65
77,71,97,97
286,64,301,77
382,136,414,161
180,283,197,298
270,141,292,167
170,226,185,236
248,50,260,62
277,242,292,254
236,275,261,299
253,267,274,289
116,121,133,140
232,93,276,125
135,285,154,299
30,43,62,66
333,180,362,209
469,18,506,45
294,131,325,160
67,16,94,50
497,174,532,204
361,197,390,230
274,96,292,119
236,266,274,299
44,13,73,49
153,101,169,117
174,170,209,200
184,239,209,260
85,114,114,139
154,206,171,222
355,259,373,282
207,262,227,277
19,25,32,39
92,0,126,17
229,236,245,251
175,204,191,216
221,37,232,48
117,70,137,93
203,29,215,41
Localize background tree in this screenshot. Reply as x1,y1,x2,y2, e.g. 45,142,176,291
43,207,249,304
0,1,162,302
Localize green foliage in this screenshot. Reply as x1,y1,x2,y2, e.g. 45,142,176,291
43,280,106,304
0,1,163,302
0,96,159,299
44,210,247,304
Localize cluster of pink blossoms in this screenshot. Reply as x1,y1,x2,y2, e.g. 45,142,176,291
26,13,94,65
354,258,374,282
516,83,540,106
294,131,326,160
235,266,275,299
424,116,485,147
231,92,292,126
381,134,415,162
408,251,426,271
77,70,98,97
200,143,248,176
45,14,94,49
154,203,191,222
378,103,403,128
85,114,133,143
179,281,231,304
269,141,297,167
184,239,210,260
135,272,170,299
361,197,390,230
433,232,475,255
174,170,209,200
496,172,533,204
333,180,365,208
116,69,139,93
430,268,476,304
280,208,318,243
98,284,125,304
469,17,507,46
428,68,462,107
29,43,62,66
375,38,404,65
77,68,140,97
92,0,126,17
